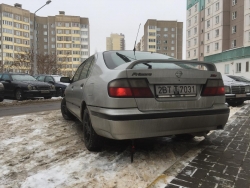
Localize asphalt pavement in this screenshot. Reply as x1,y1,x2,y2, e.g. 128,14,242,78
0,101,61,117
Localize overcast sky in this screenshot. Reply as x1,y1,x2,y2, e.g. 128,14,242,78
4,0,187,58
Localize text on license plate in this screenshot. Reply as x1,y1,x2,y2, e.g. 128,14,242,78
41,90,49,93
156,85,197,96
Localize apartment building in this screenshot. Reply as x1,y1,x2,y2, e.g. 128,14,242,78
141,19,183,59
0,3,90,76
186,0,250,79
106,33,125,50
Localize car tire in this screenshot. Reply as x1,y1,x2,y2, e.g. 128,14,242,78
15,89,24,101
61,98,75,120
44,96,52,99
83,107,102,151
228,100,244,107
0,98,3,102
175,134,195,140
56,88,63,97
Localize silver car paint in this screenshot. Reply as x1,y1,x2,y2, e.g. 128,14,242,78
64,51,229,139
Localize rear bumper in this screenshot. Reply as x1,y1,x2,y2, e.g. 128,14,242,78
23,90,56,98
88,104,230,140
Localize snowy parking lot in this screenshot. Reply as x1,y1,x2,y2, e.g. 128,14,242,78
0,101,243,188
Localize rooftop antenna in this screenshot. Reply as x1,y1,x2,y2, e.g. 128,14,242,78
133,23,141,56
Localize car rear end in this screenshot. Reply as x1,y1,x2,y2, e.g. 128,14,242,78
88,51,229,140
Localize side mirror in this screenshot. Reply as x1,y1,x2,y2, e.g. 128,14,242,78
4,80,11,83
48,81,55,85
60,77,71,83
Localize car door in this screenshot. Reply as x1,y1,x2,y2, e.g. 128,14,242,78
70,56,94,118
65,62,85,116
45,76,54,84
1,74,13,97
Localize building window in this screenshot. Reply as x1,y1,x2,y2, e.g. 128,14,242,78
207,8,210,15
236,63,241,72
44,38,47,42
15,15,20,20
207,45,210,52
149,32,156,36
51,44,55,48
163,47,168,50
194,38,197,45
66,44,71,48
149,45,156,49
65,23,70,27
149,39,155,42
171,34,175,38
232,0,237,6
232,40,237,48
149,26,156,29
215,29,219,37
3,12,13,18
225,64,229,74
194,27,197,34
157,46,160,50
44,45,48,49
188,19,191,26
195,4,197,12
195,16,197,23
188,30,191,37
44,31,47,35
156,28,161,31
57,44,63,48
51,24,55,28
246,62,249,72
188,51,190,58
188,41,190,47
215,16,219,24
171,53,174,57
171,40,175,44
232,11,237,20
232,26,237,33
43,24,47,29
23,25,29,30
189,9,191,16
194,49,196,56
207,20,210,28
164,34,168,37
157,40,161,44
215,43,219,50
207,33,210,40
51,31,55,35
57,30,62,34
216,2,219,11
157,34,161,38
172,28,175,31
171,47,175,50
164,28,168,31
24,17,29,23
51,37,55,42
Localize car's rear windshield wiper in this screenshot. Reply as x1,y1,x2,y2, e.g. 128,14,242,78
116,52,131,63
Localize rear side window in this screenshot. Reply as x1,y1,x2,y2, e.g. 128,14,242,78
2,74,11,81
45,76,54,82
78,57,94,80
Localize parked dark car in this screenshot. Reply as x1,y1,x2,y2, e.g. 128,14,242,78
36,75,68,97
0,82,4,102
223,75,250,106
0,73,56,100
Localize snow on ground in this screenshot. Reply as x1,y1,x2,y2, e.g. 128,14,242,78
0,110,206,188
0,97,62,107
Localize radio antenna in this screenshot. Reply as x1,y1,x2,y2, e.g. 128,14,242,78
133,23,141,55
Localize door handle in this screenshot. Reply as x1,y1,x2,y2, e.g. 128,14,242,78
71,86,74,89
80,83,84,87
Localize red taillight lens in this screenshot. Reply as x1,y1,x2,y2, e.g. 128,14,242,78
108,87,133,97
201,80,225,96
108,79,153,98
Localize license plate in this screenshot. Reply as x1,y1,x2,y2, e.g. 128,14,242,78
156,85,196,96
41,90,49,93
236,94,246,98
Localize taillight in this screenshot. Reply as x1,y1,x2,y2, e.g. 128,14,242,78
201,79,225,96
108,79,153,98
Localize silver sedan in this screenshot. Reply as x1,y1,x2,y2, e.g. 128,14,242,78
60,51,229,151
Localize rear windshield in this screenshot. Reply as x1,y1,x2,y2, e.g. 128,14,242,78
103,51,173,69
103,51,210,71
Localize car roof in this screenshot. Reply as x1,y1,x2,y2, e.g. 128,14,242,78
36,74,61,76
1,72,28,75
